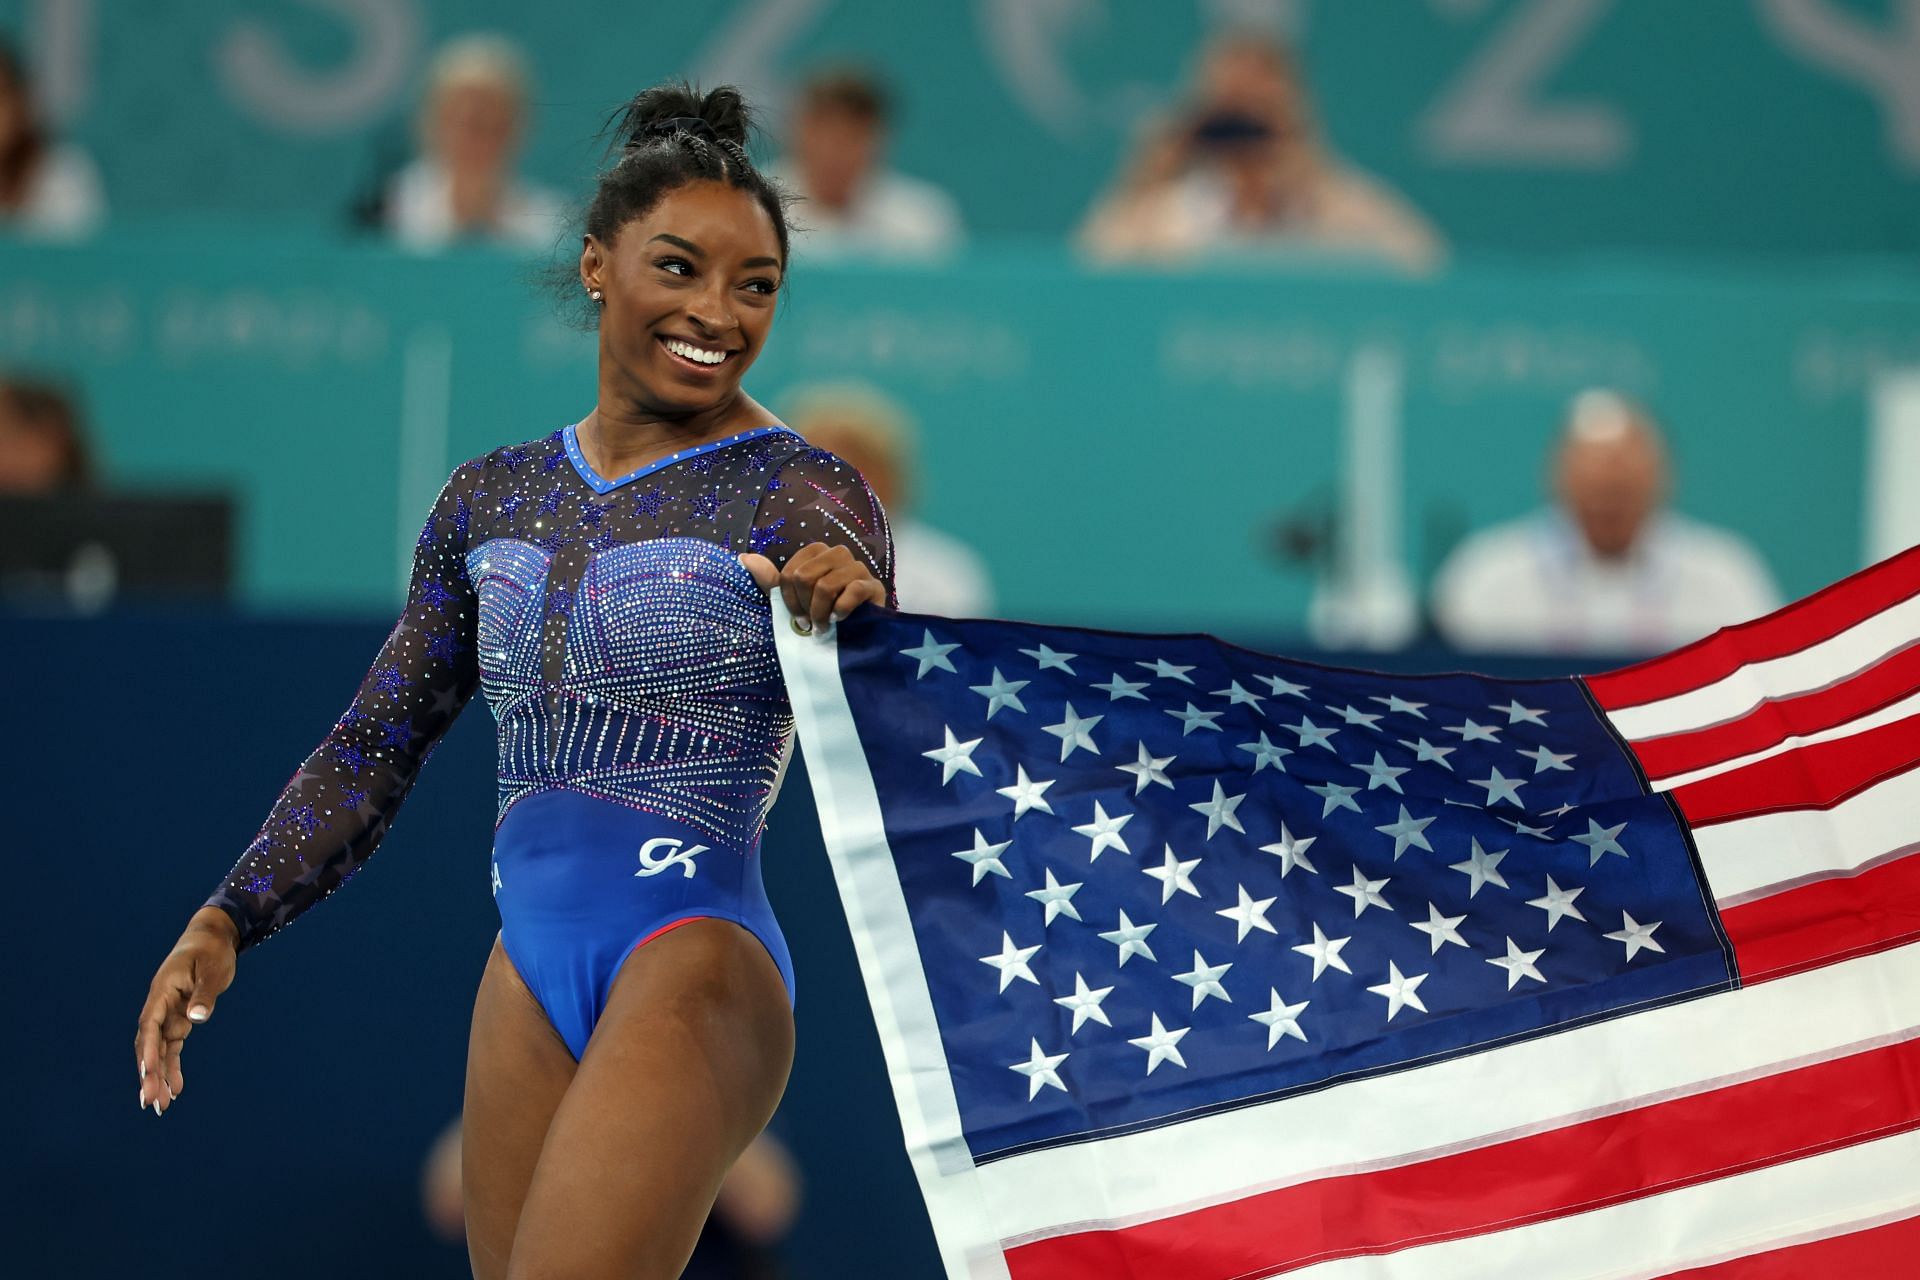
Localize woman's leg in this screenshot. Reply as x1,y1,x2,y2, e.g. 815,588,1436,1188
504,919,797,1280
463,934,579,1280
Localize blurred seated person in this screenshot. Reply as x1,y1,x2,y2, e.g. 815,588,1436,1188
0,38,106,240
769,68,964,262
784,381,995,617
1431,389,1780,655
0,375,91,493
383,34,562,252
1079,29,1440,272
422,1116,801,1279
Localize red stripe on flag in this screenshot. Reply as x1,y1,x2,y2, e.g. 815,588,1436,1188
1003,1037,1920,1280
1588,544,1920,711
1630,641,1920,782
1668,714,1920,826
1655,1211,1920,1279
1722,850,1920,984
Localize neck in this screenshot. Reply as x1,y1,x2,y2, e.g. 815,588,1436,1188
578,387,771,478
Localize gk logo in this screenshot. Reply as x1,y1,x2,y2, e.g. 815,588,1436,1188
635,836,708,879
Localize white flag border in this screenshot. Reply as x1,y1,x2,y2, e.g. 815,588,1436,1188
773,599,1009,1280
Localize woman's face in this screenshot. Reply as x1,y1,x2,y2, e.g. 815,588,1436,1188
581,180,784,417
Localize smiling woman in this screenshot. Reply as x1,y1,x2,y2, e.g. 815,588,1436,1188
133,82,895,1280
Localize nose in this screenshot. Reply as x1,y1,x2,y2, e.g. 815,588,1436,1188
683,276,737,342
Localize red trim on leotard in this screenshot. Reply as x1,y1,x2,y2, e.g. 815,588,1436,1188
631,916,713,953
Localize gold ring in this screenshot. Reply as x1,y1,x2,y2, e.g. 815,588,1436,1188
790,615,814,636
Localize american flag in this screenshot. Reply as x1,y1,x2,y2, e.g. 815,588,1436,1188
772,544,1920,1280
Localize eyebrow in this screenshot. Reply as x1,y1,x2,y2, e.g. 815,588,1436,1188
648,233,781,272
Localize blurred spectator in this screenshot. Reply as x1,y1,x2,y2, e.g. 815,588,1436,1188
769,68,964,262
1079,30,1440,271
784,381,995,617
0,376,92,493
422,1115,801,1279
1431,389,1781,654
0,38,105,240
383,34,563,252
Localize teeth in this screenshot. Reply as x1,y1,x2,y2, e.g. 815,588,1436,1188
664,338,726,365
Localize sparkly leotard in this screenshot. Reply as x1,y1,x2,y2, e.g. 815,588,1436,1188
205,423,894,1059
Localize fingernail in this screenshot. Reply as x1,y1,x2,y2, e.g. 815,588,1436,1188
140,1062,147,1080
188,1006,208,1023
152,1102,162,1117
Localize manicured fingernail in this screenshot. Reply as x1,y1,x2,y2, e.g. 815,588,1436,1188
188,1006,208,1022
139,1062,147,1080
152,1102,162,1117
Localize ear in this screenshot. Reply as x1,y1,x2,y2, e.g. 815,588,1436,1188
579,234,606,294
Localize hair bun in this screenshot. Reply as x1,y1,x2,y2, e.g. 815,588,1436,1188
614,81,753,152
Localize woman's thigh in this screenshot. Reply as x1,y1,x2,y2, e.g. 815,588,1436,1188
505,919,797,1280
463,933,578,1280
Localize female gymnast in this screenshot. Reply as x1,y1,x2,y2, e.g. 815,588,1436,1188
133,83,893,1279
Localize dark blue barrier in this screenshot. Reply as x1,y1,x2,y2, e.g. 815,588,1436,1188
2,609,1616,1276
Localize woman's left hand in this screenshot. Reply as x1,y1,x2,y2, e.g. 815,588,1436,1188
740,544,886,631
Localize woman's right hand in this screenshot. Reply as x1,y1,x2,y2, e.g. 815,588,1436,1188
135,907,239,1116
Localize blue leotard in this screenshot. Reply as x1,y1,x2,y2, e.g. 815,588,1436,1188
205,423,894,1059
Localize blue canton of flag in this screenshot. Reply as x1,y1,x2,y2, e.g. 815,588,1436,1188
827,611,1733,1162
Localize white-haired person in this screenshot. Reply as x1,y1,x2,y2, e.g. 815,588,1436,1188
383,34,563,252
1431,389,1781,655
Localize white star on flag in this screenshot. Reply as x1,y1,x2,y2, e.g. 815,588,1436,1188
1189,781,1247,838
899,630,959,677
1370,694,1428,718
1488,937,1548,989
979,932,1041,992
1375,805,1436,858
1213,681,1266,708
1116,742,1174,793
1399,737,1458,770
1018,644,1077,673
1292,923,1353,980
950,829,1012,885
923,727,983,784
1249,990,1310,1048
1451,837,1510,896
1469,766,1528,807
1332,704,1384,729
1260,824,1320,876
1494,699,1549,726
1410,902,1469,953
1519,744,1576,773
1256,674,1309,699
1099,910,1158,967
1009,1038,1069,1099
1606,911,1666,961
997,765,1055,818
1238,732,1292,773
1288,717,1340,752
970,668,1029,718
1173,951,1234,1008
1144,845,1202,903
1071,801,1133,861
1447,718,1502,743
1137,658,1195,684
1091,672,1148,701
1356,751,1409,793
1573,819,1630,864
1367,961,1430,1020
1128,1014,1190,1074
1217,885,1279,941
1166,702,1225,735
1053,973,1115,1033
1025,869,1085,926
1527,876,1588,931
1334,865,1393,917
1041,702,1103,760
1307,780,1361,816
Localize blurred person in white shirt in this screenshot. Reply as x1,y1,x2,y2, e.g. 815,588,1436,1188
383,34,563,253
783,381,995,617
1431,389,1781,655
1079,29,1440,272
0,38,105,240
769,68,963,262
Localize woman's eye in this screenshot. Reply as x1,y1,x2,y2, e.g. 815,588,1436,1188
656,257,692,276
743,278,777,295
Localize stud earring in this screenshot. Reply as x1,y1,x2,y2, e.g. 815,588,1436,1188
589,288,604,304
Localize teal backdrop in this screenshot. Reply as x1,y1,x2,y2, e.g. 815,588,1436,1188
2,234,1912,633
2,0,1918,256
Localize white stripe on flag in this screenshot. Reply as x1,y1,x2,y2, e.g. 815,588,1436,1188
1692,766,1920,906
1647,687,1920,792
1603,593,1920,740
975,945,1920,1243
1285,1128,1920,1280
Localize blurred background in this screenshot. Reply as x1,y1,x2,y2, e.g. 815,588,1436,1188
3,1,1916,1275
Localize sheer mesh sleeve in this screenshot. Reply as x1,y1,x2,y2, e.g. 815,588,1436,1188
204,465,483,950
754,446,897,606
